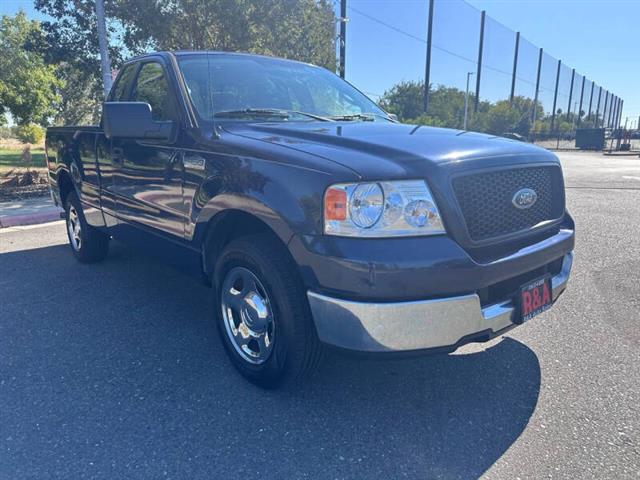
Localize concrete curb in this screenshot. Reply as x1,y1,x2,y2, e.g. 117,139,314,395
0,209,63,228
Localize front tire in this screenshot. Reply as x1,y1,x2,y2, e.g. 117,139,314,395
64,192,110,263
213,234,322,388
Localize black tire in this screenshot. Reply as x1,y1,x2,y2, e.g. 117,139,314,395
64,191,110,263
213,233,322,388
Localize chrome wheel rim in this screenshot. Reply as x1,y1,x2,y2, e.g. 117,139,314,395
67,206,82,251
221,267,275,365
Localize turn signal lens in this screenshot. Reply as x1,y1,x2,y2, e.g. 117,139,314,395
324,187,347,221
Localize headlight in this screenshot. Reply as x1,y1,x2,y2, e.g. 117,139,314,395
324,180,445,237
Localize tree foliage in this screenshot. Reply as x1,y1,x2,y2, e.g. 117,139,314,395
379,80,579,138
0,12,62,125
33,0,336,124
35,0,336,72
15,123,45,144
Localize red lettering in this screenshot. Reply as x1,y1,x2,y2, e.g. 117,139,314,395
542,282,551,305
532,288,541,309
522,291,532,315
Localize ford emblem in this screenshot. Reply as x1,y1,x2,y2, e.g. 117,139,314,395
512,188,538,209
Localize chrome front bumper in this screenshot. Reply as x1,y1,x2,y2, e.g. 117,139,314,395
307,252,573,353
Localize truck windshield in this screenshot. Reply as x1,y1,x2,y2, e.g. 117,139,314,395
177,53,390,122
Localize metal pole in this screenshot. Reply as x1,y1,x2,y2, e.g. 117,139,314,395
587,82,594,120
607,95,614,128
609,95,618,128
532,48,543,124
424,0,435,113
474,10,485,113
339,0,347,79
550,59,561,132
577,75,585,127
602,91,609,128
95,0,112,98
509,31,520,105
594,87,602,127
611,97,618,129
464,72,474,130
566,68,575,121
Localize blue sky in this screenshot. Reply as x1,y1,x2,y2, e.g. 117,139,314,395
2,0,638,125
337,0,639,124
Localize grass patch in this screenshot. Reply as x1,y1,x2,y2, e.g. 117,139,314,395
0,148,47,171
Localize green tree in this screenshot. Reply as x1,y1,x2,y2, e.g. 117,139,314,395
0,12,62,125
379,80,425,120
484,101,521,135
15,123,45,144
36,0,336,71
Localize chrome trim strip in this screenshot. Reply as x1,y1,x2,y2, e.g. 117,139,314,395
307,251,573,353
552,251,573,300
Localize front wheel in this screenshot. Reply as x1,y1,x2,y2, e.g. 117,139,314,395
65,192,110,263
213,234,322,388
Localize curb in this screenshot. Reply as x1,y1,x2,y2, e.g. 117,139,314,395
0,209,63,228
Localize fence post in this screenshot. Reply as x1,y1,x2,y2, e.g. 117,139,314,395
607,95,614,128
474,10,485,113
532,48,543,125
587,82,594,120
577,76,585,127
509,31,520,105
602,91,609,128
424,0,434,113
611,97,618,129
550,59,561,132
339,0,347,79
566,68,575,121
594,87,602,127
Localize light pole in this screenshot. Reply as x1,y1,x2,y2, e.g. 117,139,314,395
95,0,112,98
464,72,475,130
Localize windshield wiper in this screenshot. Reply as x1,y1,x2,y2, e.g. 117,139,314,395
329,113,395,122
214,108,333,122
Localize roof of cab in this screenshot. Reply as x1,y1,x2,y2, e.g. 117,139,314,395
122,50,317,68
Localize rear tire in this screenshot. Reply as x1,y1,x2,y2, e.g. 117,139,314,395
213,234,322,388
64,192,110,263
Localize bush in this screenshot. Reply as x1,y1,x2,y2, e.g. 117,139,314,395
0,125,13,139
15,123,44,145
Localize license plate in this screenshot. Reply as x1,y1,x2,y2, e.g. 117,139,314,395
519,277,553,323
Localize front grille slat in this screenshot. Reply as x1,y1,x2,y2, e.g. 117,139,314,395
452,166,564,242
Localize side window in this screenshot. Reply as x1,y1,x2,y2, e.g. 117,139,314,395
109,63,136,101
131,62,176,121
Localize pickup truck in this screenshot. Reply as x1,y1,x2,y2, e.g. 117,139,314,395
46,51,574,388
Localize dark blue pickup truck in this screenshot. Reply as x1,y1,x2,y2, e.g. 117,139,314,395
46,51,574,388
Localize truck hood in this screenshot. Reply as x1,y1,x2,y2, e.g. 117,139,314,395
222,121,559,179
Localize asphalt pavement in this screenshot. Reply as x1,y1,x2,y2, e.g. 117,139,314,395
1,152,638,479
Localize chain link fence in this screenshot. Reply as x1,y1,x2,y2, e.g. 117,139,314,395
337,0,633,151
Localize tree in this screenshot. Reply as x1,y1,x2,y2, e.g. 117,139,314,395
36,0,336,71
35,0,336,123
378,80,425,120
53,62,102,125
0,12,62,125
15,123,45,144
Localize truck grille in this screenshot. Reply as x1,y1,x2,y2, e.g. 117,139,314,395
452,166,564,242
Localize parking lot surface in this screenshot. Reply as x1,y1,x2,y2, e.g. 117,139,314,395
1,152,639,479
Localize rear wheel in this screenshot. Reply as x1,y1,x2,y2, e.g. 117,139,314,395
65,192,110,263
213,234,322,388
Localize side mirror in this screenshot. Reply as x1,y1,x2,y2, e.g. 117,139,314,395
103,102,173,140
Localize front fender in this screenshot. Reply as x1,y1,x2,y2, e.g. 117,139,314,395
188,156,348,246
193,193,299,247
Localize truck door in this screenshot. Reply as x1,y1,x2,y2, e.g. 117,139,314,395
111,60,186,238
97,62,137,225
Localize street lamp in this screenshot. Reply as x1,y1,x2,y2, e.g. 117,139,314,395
464,72,475,130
